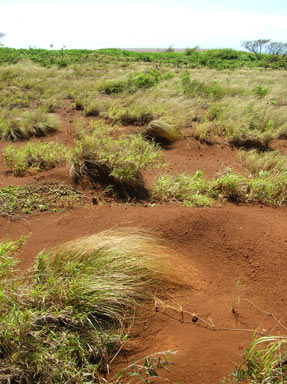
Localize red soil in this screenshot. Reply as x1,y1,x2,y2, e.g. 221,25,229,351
1,112,287,383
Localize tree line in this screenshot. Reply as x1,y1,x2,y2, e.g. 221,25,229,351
241,39,287,57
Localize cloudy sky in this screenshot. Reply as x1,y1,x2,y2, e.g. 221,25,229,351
1,0,287,50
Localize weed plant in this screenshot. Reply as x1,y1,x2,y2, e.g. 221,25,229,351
0,228,179,383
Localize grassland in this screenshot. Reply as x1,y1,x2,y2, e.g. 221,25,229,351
1,47,287,383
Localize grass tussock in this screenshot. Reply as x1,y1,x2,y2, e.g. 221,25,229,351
144,120,181,145
3,142,69,176
70,123,162,200
0,228,180,383
0,110,59,141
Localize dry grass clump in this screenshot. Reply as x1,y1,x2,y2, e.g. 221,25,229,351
144,120,181,145
0,109,59,141
70,123,161,200
0,228,180,383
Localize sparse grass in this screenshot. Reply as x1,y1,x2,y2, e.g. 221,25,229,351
0,228,180,383
70,122,162,200
0,183,84,215
3,142,69,176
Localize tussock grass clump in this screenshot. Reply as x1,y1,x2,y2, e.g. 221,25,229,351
70,123,161,200
0,110,59,141
0,228,180,383
3,142,69,176
144,120,181,145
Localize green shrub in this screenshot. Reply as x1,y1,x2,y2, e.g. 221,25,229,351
3,142,69,176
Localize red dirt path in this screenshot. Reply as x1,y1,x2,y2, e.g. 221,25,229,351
1,113,287,383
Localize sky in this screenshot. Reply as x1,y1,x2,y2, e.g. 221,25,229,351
1,0,287,50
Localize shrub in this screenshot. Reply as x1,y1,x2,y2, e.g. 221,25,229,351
3,142,69,176
0,228,180,383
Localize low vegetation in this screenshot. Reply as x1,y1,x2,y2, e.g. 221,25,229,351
0,183,84,216
0,228,179,383
3,142,69,176
152,169,287,207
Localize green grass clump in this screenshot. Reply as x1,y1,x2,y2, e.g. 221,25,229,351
0,110,59,141
0,183,84,215
3,142,69,176
0,228,179,383
70,123,161,200
151,172,215,207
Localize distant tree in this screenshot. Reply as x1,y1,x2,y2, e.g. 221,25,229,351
165,45,175,53
266,42,287,56
241,39,270,57
0,32,5,47
50,43,53,49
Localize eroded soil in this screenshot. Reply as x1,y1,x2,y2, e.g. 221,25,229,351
1,110,287,383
